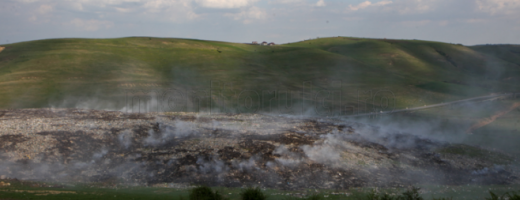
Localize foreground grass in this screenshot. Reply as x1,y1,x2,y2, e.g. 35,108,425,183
1,179,519,200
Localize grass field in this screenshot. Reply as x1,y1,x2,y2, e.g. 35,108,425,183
0,179,519,200
1,37,519,112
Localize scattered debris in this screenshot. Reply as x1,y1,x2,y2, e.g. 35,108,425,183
0,108,517,189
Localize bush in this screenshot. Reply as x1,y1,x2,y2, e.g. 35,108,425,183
365,189,397,200
240,187,266,200
189,186,223,200
400,187,423,200
306,194,322,200
365,187,423,200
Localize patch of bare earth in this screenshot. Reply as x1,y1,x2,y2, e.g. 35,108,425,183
467,102,520,133
0,108,517,189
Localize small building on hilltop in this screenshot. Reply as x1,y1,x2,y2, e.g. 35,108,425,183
268,42,275,46
261,41,268,46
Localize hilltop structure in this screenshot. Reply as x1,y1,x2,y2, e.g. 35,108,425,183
250,41,275,46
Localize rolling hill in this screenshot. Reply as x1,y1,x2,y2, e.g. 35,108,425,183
0,37,519,113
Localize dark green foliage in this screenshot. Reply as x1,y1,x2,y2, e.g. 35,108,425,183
189,186,223,200
507,192,520,200
365,189,397,200
366,190,381,200
365,187,423,200
431,198,452,200
400,187,424,200
486,191,520,200
306,194,322,200
487,191,500,200
240,187,266,200
380,194,395,200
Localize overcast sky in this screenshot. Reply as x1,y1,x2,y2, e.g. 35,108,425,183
1,0,519,45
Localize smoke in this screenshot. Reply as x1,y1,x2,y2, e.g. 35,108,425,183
0,150,146,184
271,145,303,167
118,130,133,149
301,144,341,165
197,156,229,174
1,101,517,188
233,156,261,172
471,165,506,175
143,120,198,146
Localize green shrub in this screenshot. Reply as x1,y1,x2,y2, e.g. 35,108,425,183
365,189,397,200
380,193,395,200
365,187,423,200
240,187,266,200
189,186,223,200
306,194,322,200
399,187,423,200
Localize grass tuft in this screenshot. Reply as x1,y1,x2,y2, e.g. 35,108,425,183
189,185,223,200
240,187,267,200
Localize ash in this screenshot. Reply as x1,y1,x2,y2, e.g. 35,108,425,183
0,109,517,189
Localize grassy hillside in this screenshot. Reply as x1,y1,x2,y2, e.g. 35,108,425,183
0,37,519,113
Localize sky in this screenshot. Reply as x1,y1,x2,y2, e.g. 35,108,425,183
1,0,519,45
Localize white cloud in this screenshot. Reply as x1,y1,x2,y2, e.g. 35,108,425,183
348,0,392,11
476,0,520,15
72,0,142,7
195,0,258,8
393,0,436,14
38,4,53,14
225,6,266,23
142,0,199,21
16,0,41,3
316,0,326,7
69,18,114,31
270,0,305,4
115,7,134,13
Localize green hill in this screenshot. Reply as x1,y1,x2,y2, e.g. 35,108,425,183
0,37,519,113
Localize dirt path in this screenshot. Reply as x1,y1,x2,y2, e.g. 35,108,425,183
467,102,520,134
344,93,515,117
0,46,5,53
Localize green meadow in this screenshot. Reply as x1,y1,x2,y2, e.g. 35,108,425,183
1,37,519,111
